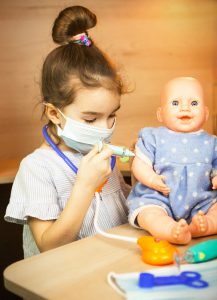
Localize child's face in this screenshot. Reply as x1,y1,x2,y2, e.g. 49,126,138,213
157,77,209,133
60,87,121,129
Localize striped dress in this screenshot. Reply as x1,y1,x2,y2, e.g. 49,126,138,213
4,148,130,258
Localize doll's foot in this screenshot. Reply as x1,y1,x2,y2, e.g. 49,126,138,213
171,219,191,244
189,210,208,237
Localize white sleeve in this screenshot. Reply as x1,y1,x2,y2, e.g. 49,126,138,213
5,156,60,224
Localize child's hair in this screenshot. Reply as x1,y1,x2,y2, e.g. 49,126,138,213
41,6,127,140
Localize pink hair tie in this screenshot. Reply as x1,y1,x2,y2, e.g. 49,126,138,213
71,33,91,46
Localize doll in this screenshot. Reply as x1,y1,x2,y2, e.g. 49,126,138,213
128,77,217,244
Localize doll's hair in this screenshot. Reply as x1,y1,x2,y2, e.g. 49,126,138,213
41,6,127,140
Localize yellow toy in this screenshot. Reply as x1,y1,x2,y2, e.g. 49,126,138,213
137,236,179,265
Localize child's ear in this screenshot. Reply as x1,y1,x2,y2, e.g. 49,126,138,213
45,104,62,125
156,107,163,122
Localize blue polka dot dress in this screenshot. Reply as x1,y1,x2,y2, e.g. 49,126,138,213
128,127,217,225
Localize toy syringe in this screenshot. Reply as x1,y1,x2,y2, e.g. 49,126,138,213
174,239,217,267
97,141,135,157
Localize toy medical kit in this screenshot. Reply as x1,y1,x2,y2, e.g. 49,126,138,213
175,239,217,268
138,271,208,289
107,259,217,299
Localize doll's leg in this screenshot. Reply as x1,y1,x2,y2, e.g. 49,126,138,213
189,202,217,237
137,206,191,244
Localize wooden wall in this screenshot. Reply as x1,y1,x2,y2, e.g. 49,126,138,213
0,0,216,159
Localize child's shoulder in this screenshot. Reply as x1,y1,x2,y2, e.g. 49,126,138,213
21,148,53,164
20,147,82,172
19,148,70,172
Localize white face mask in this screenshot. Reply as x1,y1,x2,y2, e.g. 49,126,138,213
57,110,116,154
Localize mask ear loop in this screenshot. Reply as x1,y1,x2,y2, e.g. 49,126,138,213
43,103,66,120
107,272,126,297
56,108,67,119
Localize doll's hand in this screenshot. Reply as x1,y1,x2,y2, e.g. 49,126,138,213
150,174,170,196
212,176,217,189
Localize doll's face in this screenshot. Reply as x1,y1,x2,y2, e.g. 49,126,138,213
157,77,209,133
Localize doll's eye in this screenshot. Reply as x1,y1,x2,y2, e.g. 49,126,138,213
172,100,179,106
191,100,198,106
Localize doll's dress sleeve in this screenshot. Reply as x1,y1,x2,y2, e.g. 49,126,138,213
135,127,156,165
127,127,170,228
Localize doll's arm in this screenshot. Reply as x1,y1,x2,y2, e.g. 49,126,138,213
132,156,170,195
212,175,217,189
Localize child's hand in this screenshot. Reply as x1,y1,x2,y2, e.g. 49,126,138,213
150,174,170,196
212,176,217,190
76,144,113,192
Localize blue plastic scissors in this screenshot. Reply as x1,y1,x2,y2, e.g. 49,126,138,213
139,271,209,289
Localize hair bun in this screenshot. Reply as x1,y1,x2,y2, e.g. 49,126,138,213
52,6,97,45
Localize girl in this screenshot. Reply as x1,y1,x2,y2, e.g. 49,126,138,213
5,6,130,258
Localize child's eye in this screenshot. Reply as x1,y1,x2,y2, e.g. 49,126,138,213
191,100,198,106
84,119,96,124
171,100,179,106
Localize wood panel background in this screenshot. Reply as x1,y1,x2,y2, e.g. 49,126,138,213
0,0,216,159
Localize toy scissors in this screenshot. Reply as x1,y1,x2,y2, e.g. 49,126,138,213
139,271,209,289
